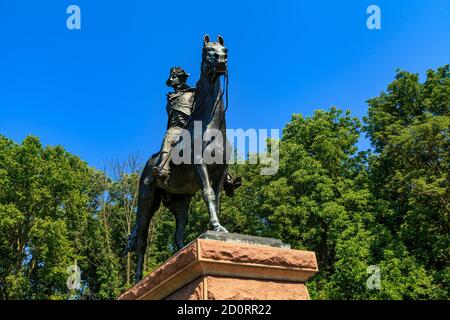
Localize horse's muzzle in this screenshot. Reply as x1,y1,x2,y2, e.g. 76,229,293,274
215,62,227,74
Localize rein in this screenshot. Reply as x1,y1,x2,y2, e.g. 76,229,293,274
219,70,229,130
211,69,229,131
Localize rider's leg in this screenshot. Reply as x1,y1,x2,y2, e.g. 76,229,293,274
152,128,178,178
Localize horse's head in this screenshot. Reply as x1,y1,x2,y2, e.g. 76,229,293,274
202,34,228,77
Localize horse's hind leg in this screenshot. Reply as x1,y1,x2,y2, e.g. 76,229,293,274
164,194,192,250
135,182,161,282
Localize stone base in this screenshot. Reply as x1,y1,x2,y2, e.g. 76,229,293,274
165,276,310,300
118,232,318,300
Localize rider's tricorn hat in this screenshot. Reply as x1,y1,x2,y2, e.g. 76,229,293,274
169,67,190,78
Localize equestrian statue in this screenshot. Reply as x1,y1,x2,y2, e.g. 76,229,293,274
123,35,241,282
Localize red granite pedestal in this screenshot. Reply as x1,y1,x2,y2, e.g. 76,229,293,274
118,234,318,300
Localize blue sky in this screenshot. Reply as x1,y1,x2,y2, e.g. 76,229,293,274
1,1,449,169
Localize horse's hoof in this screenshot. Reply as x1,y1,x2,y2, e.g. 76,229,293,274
213,225,229,233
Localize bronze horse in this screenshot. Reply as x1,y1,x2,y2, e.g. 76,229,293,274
124,35,230,282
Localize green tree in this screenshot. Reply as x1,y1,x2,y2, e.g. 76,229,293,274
364,65,450,298
254,107,376,299
0,135,118,299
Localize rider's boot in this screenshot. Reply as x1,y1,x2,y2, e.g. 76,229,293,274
152,152,171,181
224,173,242,197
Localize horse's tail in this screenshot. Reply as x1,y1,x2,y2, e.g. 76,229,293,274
122,223,138,256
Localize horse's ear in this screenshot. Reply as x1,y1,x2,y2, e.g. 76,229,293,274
217,35,224,46
203,34,210,46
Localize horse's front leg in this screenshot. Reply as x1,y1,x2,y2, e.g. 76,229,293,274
194,163,228,232
212,168,227,222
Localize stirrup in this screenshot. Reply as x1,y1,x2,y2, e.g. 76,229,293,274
152,166,170,181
